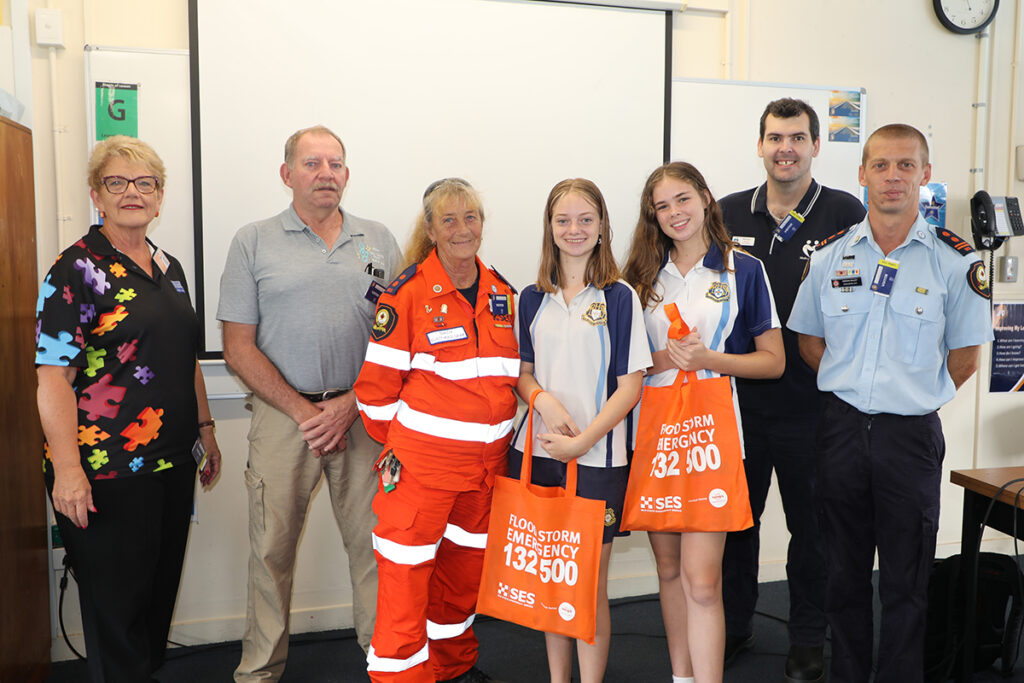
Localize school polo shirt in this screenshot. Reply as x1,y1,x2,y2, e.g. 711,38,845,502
217,205,401,392
644,243,780,388
512,281,651,468
788,214,993,415
35,225,200,480
721,180,865,417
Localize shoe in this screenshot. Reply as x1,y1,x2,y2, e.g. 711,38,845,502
437,666,506,683
784,644,824,683
724,633,753,666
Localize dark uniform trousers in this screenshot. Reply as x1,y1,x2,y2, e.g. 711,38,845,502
817,393,944,683
49,462,197,683
723,411,827,645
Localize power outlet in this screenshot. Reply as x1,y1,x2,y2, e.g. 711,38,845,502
34,8,64,48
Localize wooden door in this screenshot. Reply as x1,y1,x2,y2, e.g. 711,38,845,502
0,115,50,682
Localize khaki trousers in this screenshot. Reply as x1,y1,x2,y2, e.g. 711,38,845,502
235,395,380,682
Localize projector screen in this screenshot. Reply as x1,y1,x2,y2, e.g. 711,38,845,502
190,0,668,355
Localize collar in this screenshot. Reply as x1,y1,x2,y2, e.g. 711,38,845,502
659,241,726,276
420,249,499,301
850,213,933,252
82,224,160,261
284,204,364,237
750,179,822,219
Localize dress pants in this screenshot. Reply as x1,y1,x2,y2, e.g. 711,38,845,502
722,411,827,645
235,395,380,682
50,461,196,683
817,394,944,683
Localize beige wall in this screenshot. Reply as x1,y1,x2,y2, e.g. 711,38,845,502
18,0,1024,660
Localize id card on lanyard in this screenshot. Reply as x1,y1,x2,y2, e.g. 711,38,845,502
774,210,805,243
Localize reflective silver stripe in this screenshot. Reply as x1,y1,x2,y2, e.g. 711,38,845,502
427,614,476,641
396,402,514,444
357,399,399,421
365,343,412,371
366,643,429,673
372,533,439,566
444,523,488,549
410,353,520,380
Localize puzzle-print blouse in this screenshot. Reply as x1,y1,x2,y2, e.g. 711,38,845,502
35,225,200,480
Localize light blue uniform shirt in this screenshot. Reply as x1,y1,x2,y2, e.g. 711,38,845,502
788,214,993,415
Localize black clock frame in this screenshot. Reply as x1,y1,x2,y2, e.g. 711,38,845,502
933,0,1000,34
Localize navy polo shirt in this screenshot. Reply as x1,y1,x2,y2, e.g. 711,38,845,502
720,180,865,418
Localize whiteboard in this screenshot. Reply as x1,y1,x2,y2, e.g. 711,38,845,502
84,46,194,307
670,78,866,201
192,0,669,354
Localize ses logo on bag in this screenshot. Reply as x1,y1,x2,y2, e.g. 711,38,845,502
497,581,536,607
639,495,683,512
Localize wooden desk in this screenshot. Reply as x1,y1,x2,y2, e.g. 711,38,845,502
950,466,1024,683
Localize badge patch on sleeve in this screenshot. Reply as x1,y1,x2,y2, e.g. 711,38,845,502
968,261,991,299
371,303,398,340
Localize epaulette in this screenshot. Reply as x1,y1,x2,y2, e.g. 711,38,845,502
933,227,976,256
384,263,419,295
813,227,850,252
489,266,518,295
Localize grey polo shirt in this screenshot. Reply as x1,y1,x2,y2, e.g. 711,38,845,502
217,204,401,392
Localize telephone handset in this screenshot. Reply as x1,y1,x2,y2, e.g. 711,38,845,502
971,190,1024,251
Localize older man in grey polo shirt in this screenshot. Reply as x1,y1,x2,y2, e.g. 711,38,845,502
218,125,401,682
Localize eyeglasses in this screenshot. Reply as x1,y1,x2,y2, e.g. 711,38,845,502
102,175,160,194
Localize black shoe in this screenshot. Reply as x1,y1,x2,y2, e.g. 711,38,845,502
437,666,506,683
784,644,824,683
724,633,753,666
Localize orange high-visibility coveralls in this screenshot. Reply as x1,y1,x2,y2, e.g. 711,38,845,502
354,250,519,682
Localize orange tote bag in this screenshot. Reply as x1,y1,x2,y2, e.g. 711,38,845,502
621,303,753,533
477,391,605,643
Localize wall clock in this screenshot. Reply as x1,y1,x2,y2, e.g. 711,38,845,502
933,0,999,34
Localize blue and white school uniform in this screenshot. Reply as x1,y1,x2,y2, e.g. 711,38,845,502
510,280,652,540
640,243,780,456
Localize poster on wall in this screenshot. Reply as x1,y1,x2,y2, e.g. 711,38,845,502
919,182,947,230
828,90,861,142
94,82,138,139
990,302,1024,392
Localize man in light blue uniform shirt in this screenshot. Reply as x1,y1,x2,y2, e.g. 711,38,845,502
788,123,993,683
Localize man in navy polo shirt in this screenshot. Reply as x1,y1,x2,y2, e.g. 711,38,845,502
719,98,865,683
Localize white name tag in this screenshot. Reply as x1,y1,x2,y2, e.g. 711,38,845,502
426,326,468,345
732,236,755,247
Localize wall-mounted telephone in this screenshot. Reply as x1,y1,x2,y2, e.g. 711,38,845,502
971,191,1024,251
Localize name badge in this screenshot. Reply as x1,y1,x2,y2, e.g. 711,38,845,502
870,258,900,296
365,280,386,305
489,293,509,317
732,235,755,247
426,326,468,345
774,211,805,243
831,277,862,289
153,249,170,274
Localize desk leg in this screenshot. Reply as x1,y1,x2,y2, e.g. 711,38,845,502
958,489,983,683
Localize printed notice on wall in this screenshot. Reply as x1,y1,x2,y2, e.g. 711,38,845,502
95,82,138,139
828,90,861,142
990,302,1024,392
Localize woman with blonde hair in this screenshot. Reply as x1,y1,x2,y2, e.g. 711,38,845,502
355,178,518,683
510,177,650,682
36,135,220,681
